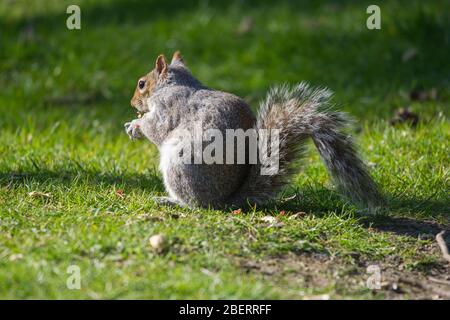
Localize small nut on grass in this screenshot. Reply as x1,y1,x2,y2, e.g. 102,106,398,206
149,234,167,253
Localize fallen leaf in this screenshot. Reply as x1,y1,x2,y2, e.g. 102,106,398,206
115,189,125,199
27,191,52,198
232,208,242,215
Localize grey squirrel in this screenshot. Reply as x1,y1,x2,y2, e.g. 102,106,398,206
125,51,383,211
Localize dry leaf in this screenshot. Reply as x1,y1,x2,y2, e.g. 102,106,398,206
115,189,125,199
27,191,51,198
232,208,242,215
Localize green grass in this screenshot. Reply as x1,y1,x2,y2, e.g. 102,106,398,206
0,0,449,299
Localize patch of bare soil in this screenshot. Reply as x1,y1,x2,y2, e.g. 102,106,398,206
363,217,449,239
239,252,364,298
238,243,450,299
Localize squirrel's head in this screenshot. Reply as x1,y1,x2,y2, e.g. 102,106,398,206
130,51,187,116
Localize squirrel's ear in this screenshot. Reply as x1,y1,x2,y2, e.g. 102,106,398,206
171,51,184,65
155,54,168,77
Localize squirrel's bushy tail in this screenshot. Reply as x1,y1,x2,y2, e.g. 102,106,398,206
229,82,383,211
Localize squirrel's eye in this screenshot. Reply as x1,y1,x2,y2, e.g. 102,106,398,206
138,80,146,90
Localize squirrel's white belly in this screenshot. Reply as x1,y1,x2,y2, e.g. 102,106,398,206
159,137,185,203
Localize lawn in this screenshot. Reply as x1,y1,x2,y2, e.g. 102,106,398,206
0,0,449,299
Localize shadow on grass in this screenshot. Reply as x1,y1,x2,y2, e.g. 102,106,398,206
275,188,449,240
0,169,165,193
361,215,449,237
2,168,448,241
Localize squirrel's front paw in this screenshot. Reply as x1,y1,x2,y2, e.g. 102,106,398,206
124,119,144,140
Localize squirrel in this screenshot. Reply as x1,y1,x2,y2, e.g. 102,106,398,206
125,51,383,211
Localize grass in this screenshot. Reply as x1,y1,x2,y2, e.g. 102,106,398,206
0,0,449,299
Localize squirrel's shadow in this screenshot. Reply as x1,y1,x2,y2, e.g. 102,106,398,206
0,168,165,193
270,188,450,241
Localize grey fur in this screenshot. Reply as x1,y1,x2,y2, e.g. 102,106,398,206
125,61,383,211
228,83,384,211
